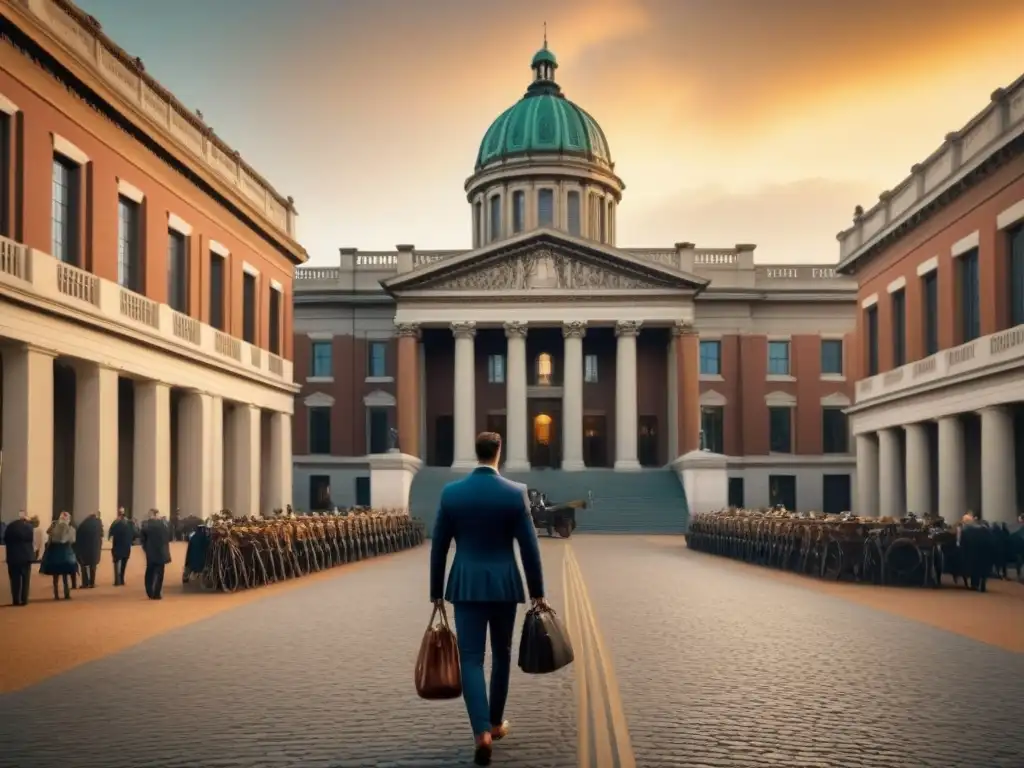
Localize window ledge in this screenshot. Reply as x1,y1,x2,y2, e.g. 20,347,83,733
768,451,794,456
766,374,795,382
699,373,724,382
820,373,846,382
307,376,334,383
365,376,394,384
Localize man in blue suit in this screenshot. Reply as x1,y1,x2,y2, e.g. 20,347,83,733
430,431,546,766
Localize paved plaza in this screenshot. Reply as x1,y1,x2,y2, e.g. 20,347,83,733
1,535,1023,768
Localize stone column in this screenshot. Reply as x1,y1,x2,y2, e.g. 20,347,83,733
877,427,903,519
132,380,171,517
614,320,642,471
937,415,966,523
267,411,293,513
673,321,701,455
177,390,212,519
226,404,261,517
854,433,878,516
209,395,224,514
980,406,1017,524
562,321,586,471
904,422,932,517
451,321,477,470
504,321,530,471
395,323,421,457
73,362,119,518
0,345,55,522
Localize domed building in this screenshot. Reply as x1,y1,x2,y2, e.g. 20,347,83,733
293,44,859,529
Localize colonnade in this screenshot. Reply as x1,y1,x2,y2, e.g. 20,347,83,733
855,405,1018,524
0,342,292,522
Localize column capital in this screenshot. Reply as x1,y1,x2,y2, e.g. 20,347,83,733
978,405,1011,418
562,321,587,339
503,321,528,339
394,322,421,339
615,320,642,338
1,342,58,359
671,320,697,337
451,321,476,339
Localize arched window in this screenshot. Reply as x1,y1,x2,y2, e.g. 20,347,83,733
536,352,553,385
534,413,553,445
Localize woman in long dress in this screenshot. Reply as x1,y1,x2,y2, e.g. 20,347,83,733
40,512,78,600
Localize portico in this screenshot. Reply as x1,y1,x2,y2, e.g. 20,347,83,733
381,230,708,471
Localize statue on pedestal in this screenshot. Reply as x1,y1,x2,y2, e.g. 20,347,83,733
388,427,400,453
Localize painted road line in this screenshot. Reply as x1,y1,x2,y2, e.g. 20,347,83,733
567,545,636,768
564,545,592,767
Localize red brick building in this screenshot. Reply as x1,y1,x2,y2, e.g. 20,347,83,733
839,73,1024,523
291,45,857,515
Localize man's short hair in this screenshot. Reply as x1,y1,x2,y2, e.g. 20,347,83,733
475,431,502,462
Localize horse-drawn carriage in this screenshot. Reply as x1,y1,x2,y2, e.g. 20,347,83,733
528,488,588,538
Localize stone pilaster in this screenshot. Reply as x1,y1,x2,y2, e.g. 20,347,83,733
855,433,878,516
451,321,477,470
937,415,965,523
395,323,421,458
132,380,171,518
504,321,530,471
673,321,701,456
903,422,932,517
226,404,261,517
980,406,1016,524
614,320,642,471
878,427,902,519
267,411,293,513
73,361,119,518
562,321,586,471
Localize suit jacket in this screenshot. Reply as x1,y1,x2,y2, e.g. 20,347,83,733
3,519,36,567
140,518,172,565
108,518,135,559
429,466,544,603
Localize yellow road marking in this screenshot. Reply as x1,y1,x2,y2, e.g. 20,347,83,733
564,546,592,766
564,544,636,767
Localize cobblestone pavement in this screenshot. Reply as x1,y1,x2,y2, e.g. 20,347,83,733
1,534,1022,768
571,535,1024,768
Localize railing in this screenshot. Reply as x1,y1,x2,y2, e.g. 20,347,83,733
855,323,1024,404
0,235,292,384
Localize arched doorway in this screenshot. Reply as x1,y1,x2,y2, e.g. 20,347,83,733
529,405,561,468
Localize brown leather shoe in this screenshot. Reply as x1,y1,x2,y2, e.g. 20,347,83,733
491,721,510,741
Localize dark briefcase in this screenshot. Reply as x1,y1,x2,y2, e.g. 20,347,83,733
518,604,574,674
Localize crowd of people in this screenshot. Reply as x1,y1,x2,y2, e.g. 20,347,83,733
2,506,173,605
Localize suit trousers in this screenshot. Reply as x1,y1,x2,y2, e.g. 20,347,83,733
453,601,518,736
112,555,129,585
7,563,31,605
144,563,165,598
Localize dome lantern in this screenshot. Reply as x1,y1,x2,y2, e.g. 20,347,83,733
530,24,558,89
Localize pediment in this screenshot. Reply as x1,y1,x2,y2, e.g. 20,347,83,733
364,389,396,407
765,390,797,407
700,389,727,407
304,392,335,408
381,230,707,295
820,392,851,407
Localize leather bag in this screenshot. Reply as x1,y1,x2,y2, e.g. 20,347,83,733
415,603,462,699
518,604,574,674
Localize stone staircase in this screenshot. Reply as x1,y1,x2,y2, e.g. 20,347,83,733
409,467,690,536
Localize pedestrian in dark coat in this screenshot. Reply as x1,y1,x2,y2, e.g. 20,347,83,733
959,512,994,592
140,509,171,600
40,512,78,600
74,513,104,588
108,508,134,587
3,511,35,606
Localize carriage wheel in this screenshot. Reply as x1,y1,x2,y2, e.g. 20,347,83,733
884,539,923,585
820,542,843,580
556,522,572,538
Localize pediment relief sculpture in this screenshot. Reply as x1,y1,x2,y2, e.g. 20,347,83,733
419,248,672,292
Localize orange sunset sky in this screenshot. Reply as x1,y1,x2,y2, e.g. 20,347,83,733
76,0,1024,265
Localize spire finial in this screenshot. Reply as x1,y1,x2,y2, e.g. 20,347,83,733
543,21,547,49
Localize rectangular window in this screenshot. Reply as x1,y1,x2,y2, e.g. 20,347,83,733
584,354,598,384
309,475,331,510
487,354,505,384
921,271,938,356
0,112,10,238
822,408,849,454
700,406,724,453
699,340,721,375
311,341,333,378
242,271,257,344
820,339,843,376
891,288,906,367
767,340,790,376
488,195,501,242
512,191,525,234
538,188,554,227
959,248,980,343
209,251,225,331
727,477,744,508
117,195,141,291
309,406,331,454
268,288,281,355
567,191,581,236
368,341,387,378
865,305,879,375
368,408,389,454
52,155,79,265
1009,225,1024,327
167,230,188,313
769,406,792,453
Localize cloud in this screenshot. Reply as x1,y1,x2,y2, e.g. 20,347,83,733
619,178,881,263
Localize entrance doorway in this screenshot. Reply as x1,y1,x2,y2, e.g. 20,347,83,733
822,474,852,514
529,399,561,468
638,415,659,466
583,414,607,468
434,415,453,466
769,474,797,511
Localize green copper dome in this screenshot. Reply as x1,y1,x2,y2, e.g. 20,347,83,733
475,46,612,171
